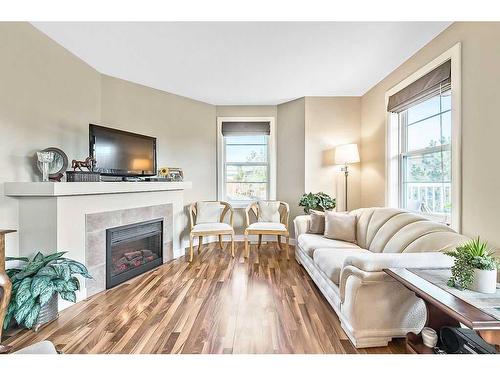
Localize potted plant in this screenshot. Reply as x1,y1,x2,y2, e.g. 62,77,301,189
298,192,336,213
445,237,499,293
4,251,91,331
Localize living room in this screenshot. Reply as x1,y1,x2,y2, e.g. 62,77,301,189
1,0,500,370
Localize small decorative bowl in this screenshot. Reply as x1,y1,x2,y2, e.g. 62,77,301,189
421,327,438,348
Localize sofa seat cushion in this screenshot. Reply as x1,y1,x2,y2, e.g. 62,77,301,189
297,233,360,257
247,222,287,231
192,223,233,233
313,247,371,285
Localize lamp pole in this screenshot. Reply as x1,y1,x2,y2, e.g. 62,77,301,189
342,164,349,211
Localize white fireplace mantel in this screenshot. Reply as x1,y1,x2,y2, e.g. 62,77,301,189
4,181,192,304
4,181,192,197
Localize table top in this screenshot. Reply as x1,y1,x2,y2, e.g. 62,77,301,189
385,268,500,331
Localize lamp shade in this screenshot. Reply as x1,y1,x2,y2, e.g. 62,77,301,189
334,143,360,165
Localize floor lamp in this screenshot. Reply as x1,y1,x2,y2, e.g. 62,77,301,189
334,144,360,211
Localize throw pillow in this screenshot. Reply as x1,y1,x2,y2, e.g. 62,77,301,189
257,201,281,223
324,211,356,243
196,202,222,224
309,210,326,234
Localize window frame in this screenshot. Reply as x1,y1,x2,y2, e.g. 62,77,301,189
217,117,276,208
385,43,462,232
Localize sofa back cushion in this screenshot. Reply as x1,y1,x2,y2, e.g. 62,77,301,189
350,207,467,253
324,211,357,243
308,210,326,234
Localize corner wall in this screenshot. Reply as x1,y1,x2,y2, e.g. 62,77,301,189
305,97,361,211
360,22,500,249
0,23,101,257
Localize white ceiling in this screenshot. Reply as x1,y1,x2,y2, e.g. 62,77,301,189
32,22,451,105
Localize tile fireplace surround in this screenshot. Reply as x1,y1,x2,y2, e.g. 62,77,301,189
4,181,191,307
85,204,173,297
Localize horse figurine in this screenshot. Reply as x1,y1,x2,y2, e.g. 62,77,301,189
71,156,95,172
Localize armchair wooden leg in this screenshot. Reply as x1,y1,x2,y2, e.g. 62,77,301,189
189,234,194,262
231,233,235,258
198,236,203,253
218,234,223,250
244,231,249,258
258,234,262,249
277,235,282,250
286,235,290,260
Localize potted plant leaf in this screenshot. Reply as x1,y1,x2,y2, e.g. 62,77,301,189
445,237,499,294
298,192,336,213
4,251,91,331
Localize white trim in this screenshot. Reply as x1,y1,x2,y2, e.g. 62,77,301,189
384,43,462,232
216,116,276,208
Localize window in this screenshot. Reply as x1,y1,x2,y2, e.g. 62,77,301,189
386,44,461,231
400,83,451,221
217,117,276,206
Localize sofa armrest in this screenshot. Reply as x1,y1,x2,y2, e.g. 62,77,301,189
293,215,311,239
342,252,453,273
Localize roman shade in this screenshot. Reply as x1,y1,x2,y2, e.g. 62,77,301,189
387,60,451,113
221,121,270,136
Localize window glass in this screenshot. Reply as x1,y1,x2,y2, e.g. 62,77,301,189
223,134,269,202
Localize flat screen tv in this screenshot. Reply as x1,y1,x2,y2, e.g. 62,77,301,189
89,124,157,177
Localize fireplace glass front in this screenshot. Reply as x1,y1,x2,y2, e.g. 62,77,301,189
106,218,163,288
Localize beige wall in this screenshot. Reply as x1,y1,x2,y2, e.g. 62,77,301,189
0,23,101,257
101,75,217,206
305,97,361,211
277,98,306,234
361,22,500,249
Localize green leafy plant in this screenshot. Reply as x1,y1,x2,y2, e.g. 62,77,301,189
445,237,499,290
4,251,91,330
298,192,336,213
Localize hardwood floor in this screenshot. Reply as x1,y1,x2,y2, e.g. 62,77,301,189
3,242,405,354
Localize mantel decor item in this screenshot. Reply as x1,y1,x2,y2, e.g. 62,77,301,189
445,237,499,293
34,147,68,182
161,167,183,182
67,156,100,182
298,192,336,213
4,251,91,331
36,151,54,182
71,156,96,172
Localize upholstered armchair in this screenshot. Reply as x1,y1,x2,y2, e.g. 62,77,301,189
244,201,290,259
188,201,235,262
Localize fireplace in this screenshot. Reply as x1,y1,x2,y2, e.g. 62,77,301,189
106,218,163,289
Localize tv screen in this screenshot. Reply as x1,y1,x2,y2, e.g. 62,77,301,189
89,124,157,177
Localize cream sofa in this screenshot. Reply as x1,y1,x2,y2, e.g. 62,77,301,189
294,207,468,348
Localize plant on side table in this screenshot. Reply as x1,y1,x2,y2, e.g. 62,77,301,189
298,192,336,213
4,251,91,331
445,237,499,294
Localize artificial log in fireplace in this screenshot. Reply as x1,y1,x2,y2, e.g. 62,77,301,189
106,218,163,289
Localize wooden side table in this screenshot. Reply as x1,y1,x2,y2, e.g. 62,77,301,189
0,230,16,354
385,268,500,354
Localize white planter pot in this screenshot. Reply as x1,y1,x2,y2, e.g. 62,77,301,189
469,268,498,294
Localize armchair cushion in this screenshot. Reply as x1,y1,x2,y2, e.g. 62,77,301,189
298,233,360,257
313,247,371,284
192,222,233,233
247,222,286,231
257,201,281,223
196,202,222,224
